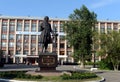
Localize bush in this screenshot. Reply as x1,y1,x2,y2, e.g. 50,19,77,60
85,62,99,65
0,71,42,79
98,59,113,70
61,72,97,80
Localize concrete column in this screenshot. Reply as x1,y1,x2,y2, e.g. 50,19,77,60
50,21,53,52
6,19,10,63
111,23,113,30
105,23,107,34
20,20,24,63
13,19,17,63
29,20,31,55
36,20,39,55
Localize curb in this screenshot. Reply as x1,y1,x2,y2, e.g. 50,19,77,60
0,76,105,82
84,76,105,82
96,76,105,82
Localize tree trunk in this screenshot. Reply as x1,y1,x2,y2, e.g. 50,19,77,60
80,62,85,68
80,55,85,68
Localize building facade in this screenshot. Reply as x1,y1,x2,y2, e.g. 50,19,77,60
0,16,120,64
0,16,74,64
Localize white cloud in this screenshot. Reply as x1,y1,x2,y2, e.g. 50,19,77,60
90,0,116,9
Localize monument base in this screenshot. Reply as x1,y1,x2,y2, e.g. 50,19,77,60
38,52,58,71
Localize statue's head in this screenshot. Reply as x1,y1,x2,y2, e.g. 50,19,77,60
44,16,49,22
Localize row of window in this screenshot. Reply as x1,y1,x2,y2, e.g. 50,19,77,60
1,34,65,40
95,24,119,33
1,42,71,48
1,22,64,32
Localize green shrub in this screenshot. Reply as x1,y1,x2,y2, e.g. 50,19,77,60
0,71,42,79
60,74,70,80
85,61,99,65
98,59,113,70
61,72,97,80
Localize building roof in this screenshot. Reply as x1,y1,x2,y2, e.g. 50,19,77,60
0,15,120,23
0,15,68,21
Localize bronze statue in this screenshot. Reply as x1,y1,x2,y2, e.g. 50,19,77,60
39,16,54,52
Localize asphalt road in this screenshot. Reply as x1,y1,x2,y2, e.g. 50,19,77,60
96,70,120,82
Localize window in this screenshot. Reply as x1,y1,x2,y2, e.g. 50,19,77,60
1,34,7,39
23,50,28,54
31,35,36,40
24,22,29,31
16,50,21,54
60,23,64,32
67,51,72,56
113,24,118,31
31,51,36,55
9,42,14,47
24,43,28,47
53,27,57,32
60,27,64,32
31,43,36,47
2,51,6,55
9,21,15,32
2,21,8,26
9,26,15,32
107,24,111,33
16,34,22,40
16,43,21,47
2,26,7,32
31,23,36,32
24,35,29,40
95,24,98,32
60,43,64,48
53,23,58,32
1,42,7,47
10,21,15,25
60,51,65,55
9,34,14,40
100,24,105,33
17,22,22,31
60,35,65,40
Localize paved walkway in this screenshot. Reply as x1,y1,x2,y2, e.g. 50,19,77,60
96,70,120,82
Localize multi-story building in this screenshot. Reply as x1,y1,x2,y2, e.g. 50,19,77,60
0,16,74,64
0,16,120,64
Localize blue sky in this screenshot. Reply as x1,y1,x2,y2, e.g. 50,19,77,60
0,0,120,20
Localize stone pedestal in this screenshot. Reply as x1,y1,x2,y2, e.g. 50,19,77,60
38,52,58,71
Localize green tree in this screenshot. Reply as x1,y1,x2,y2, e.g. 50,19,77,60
64,5,97,68
97,31,120,70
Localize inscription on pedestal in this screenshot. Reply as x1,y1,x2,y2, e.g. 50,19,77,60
42,56,55,66
39,52,58,71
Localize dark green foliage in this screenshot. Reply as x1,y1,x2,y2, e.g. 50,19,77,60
0,71,42,79
98,59,113,70
61,72,97,80
85,61,99,65
63,5,97,67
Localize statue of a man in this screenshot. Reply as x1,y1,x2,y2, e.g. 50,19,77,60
39,16,54,52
